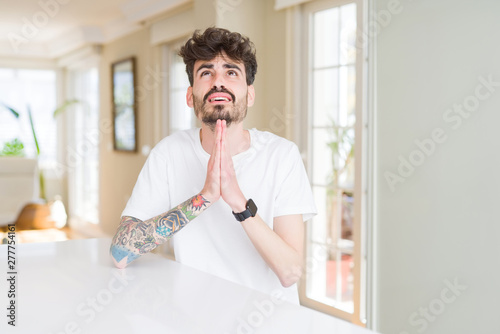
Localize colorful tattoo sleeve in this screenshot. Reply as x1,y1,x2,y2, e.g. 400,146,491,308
110,194,210,268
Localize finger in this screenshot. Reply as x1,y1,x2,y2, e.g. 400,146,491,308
216,119,222,144
214,120,222,171
209,120,220,160
220,127,226,174
221,119,226,139
221,121,232,165
222,120,229,153
220,122,232,181
219,120,225,150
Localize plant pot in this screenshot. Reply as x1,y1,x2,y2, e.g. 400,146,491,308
15,203,56,230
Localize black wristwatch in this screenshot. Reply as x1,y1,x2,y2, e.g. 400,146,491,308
232,199,258,222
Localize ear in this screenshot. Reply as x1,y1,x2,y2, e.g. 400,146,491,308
186,86,194,108
247,85,255,107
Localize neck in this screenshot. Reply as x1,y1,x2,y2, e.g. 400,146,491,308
200,121,250,156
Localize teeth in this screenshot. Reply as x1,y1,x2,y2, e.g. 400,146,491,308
211,97,229,102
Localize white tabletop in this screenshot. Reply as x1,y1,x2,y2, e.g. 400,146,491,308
0,238,378,334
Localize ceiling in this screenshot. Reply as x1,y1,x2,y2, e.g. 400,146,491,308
0,0,190,59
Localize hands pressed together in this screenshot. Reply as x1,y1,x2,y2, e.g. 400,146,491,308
201,119,247,213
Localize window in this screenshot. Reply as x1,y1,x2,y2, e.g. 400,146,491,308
66,67,100,224
164,39,196,135
0,68,57,169
300,0,366,325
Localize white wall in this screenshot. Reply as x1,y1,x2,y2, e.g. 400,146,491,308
215,0,267,131
99,28,156,235
374,1,500,333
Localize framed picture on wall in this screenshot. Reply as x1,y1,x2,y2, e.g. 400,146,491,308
111,57,137,152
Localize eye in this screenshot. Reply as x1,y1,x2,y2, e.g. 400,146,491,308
227,70,237,76
201,71,211,77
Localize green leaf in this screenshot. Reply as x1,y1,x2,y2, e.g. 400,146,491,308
53,99,80,118
1,102,20,118
0,138,24,156
27,106,40,156
181,207,196,220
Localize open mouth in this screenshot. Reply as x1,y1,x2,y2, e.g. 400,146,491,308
204,89,235,104
208,94,232,103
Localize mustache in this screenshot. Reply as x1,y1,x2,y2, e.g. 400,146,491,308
203,87,235,103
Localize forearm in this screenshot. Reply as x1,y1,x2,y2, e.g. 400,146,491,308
240,215,304,288
110,193,211,268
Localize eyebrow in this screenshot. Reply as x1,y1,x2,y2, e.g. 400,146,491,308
223,63,242,73
195,62,243,75
196,63,213,74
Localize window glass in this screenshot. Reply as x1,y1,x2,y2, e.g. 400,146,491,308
307,2,357,314
0,68,57,168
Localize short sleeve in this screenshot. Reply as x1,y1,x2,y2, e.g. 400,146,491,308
121,150,171,221
273,144,317,222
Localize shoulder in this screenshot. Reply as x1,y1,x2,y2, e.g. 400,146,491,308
251,128,300,158
150,128,198,158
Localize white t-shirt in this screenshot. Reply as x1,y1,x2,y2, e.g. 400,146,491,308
122,128,317,304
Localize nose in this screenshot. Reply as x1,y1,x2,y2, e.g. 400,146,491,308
212,71,225,89
212,84,226,91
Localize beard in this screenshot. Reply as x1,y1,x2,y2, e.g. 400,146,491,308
193,87,248,131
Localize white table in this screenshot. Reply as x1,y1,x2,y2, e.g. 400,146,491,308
0,238,379,334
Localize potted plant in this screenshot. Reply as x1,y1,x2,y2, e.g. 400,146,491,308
324,121,355,299
0,138,25,157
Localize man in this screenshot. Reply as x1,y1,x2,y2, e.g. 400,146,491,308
110,27,316,304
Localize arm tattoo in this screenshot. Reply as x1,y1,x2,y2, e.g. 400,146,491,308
110,194,210,267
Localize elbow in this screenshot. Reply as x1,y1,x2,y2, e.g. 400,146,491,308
112,256,128,269
278,263,303,288
110,245,131,269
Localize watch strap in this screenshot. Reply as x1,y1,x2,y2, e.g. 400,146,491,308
232,199,257,222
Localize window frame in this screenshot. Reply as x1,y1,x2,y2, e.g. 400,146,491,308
65,65,100,227
296,0,369,326
161,37,197,139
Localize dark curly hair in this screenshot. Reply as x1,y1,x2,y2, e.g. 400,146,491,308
179,27,257,86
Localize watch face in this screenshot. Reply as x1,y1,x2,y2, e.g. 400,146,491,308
233,199,258,222
247,199,257,216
